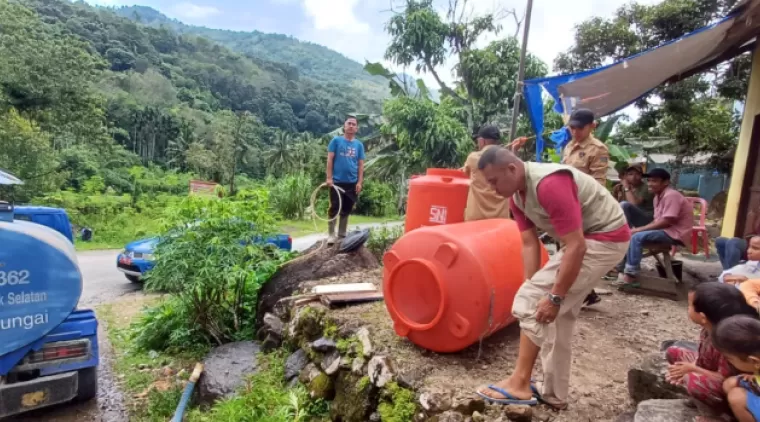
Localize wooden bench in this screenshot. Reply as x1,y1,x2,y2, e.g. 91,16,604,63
619,243,688,301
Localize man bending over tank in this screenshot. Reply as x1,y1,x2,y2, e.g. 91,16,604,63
474,147,631,410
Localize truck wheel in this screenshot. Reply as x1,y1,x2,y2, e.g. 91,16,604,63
125,274,142,283
76,367,98,402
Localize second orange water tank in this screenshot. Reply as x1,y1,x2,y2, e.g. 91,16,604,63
383,219,550,353
404,168,470,233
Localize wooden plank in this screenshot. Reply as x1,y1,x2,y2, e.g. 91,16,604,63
321,291,384,308
294,297,321,307
312,283,376,295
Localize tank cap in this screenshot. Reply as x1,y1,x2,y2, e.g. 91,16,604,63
426,168,467,179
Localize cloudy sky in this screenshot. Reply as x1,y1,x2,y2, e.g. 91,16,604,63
83,0,664,87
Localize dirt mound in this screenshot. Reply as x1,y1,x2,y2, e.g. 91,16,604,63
255,241,379,327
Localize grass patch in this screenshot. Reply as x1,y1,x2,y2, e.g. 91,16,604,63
100,296,330,422
279,215,400,237
186,351,329,422
98,297,208,422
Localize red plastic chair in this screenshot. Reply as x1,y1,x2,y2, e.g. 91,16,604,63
686,197,709,258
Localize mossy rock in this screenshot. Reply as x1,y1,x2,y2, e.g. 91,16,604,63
308,372,335,400
287,304,328,348
331,372,376,422
377,381,418,422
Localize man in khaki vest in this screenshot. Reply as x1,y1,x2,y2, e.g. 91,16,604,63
511,109,610,307
462,125,511,221
474,147,630,410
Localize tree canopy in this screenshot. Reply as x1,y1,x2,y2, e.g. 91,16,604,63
555,0,746,174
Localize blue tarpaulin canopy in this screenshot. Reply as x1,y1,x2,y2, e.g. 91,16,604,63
523,0,760,161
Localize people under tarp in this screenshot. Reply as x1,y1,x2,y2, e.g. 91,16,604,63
521,0,760,160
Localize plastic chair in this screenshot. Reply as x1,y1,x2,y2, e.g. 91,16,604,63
686,197,709,258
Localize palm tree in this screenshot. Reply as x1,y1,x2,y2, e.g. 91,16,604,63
264,130,295,177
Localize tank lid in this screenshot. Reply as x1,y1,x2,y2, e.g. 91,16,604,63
386,258,446,332
426,168,467,179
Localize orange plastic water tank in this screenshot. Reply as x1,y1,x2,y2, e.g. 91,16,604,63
404,168,470,233
383,219,550,353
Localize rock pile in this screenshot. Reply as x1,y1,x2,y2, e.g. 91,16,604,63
258,301,540,422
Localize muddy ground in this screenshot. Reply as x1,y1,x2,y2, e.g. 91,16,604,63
319,257,723,422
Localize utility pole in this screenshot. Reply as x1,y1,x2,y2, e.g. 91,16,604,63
508,0,535,142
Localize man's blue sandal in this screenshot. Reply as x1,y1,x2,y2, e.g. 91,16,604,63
475,385,538,406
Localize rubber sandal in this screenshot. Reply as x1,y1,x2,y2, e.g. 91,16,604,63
475,385,538,406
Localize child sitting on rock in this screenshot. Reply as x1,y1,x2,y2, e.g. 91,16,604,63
718,235,760,315
713,315,760,422
665,282,758,409
719,236,760,285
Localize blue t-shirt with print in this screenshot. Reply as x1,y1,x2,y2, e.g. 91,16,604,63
328,136,365,184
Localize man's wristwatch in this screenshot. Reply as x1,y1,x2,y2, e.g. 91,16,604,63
547,293,563,306
624,188,631,192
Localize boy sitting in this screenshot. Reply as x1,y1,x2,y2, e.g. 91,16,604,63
713,315,760,422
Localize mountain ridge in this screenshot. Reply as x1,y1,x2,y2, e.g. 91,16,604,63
112,5,388,89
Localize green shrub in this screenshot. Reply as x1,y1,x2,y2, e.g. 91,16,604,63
269,172,313,220
367,224,404,261
130,297,207,355
355,181,395,217
34,190,178,247
135,189,294,350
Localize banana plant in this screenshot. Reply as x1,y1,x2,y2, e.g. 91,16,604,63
595,114,636,173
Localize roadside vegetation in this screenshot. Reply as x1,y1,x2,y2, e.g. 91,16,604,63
101,193,334,421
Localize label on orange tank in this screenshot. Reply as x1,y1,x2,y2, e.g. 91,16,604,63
429,205,448,224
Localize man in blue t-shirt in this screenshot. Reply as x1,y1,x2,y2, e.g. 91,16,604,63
326,116,366,244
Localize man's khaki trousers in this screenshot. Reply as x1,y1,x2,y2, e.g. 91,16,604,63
511,239,629,405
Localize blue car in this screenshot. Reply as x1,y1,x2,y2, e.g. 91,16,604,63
117,231,293,283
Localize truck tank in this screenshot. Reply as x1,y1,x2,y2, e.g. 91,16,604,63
0,218,83,358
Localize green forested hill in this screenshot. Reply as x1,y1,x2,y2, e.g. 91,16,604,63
112,6,385,86
112,5,390,102
0,0,388,202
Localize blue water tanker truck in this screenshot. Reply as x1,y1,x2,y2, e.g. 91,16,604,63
0,173,98,417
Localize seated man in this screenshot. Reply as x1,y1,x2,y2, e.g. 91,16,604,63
613,164,654,228
615,168,693,287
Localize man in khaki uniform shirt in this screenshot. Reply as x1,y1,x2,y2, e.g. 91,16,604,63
563,109,610,307
462,125,511,221
562,109,610,186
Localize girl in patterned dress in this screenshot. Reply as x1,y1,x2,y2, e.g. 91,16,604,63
665,283,758,409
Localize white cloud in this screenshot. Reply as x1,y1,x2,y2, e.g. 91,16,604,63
171,3,221,20
302,0,371,33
